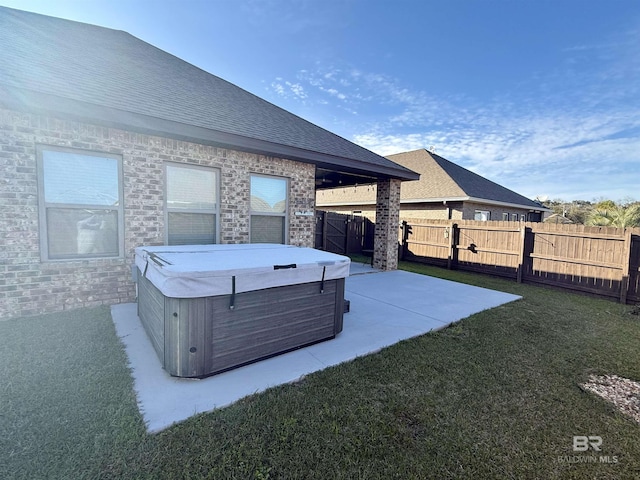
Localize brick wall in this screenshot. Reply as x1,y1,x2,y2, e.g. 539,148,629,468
373,178,401,270
399,201,465,220
460,201,530,221
319,201,534,222
0,108,315,319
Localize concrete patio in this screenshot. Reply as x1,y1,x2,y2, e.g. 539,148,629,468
111,263,521,433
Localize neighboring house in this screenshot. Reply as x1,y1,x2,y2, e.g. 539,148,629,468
317,149,549,222
544,213,574,224
0,7,418,319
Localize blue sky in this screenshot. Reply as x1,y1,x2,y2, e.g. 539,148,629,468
3,0,639,202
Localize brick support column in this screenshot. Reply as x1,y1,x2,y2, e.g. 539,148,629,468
373,178,401,270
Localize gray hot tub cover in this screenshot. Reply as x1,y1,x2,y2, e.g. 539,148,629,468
134,244,350,298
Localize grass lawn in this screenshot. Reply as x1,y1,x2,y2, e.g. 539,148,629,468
2,262,640,479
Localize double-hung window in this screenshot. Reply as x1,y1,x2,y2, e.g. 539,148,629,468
474,210,491,221
250,174,288,244
37,146,123,261
166,163,219,245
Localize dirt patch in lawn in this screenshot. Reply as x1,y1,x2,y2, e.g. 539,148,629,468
582,374,640,424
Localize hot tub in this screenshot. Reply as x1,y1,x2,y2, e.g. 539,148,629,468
134,244,350,378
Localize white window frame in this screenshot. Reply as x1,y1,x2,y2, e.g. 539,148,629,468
474,210,491,221
511,213,519,221
36,145,124,261
502,212,509,221
249,174,289,244
164,162,220,246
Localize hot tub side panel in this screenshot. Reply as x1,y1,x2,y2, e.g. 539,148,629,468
334,277,345,335
159,279,344,377
137,265,346,378
202,279,343,376
137,268,166,365
164,295,209,378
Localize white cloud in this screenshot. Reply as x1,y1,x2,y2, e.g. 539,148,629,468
320,87,346,100
354,110,640,201
270,81,286,96
267,65,425,109
268,80,307,101
288,82,306,99
264,24,640,201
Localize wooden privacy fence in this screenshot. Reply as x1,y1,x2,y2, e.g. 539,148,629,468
401,219,640,304
315,210,374,255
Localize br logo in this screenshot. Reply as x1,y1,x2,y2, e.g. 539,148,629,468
573,436,602,452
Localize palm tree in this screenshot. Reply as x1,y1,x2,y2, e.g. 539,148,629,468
586,203,640,228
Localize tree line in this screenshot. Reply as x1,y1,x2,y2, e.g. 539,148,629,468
539,198,640,227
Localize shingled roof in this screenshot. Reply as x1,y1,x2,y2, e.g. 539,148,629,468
317,148,547,210
0,7,418,184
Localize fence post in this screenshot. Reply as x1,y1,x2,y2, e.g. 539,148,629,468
517,225,526,283
447,222,458,270
322,211,328,251
344,216,351,254
401,220,411,260
620,229,632,304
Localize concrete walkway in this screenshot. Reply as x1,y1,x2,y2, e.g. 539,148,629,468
111,266,521,433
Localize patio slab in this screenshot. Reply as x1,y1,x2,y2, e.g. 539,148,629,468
111,268,521,433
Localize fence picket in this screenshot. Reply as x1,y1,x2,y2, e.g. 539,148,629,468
400,219,640,304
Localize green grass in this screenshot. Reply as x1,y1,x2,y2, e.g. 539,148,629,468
2,264,640,479
348,252,372,265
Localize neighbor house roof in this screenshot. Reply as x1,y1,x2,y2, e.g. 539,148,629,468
317,148,548,211
0,7,418,183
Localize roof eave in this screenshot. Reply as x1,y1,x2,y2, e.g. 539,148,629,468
464,196,551,212
317,195,551,211
0,85,419,182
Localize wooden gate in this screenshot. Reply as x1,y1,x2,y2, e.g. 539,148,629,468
326,212,349,254
627,234,640,303
315,211,373,255
314,211,325,250
315,211,348,254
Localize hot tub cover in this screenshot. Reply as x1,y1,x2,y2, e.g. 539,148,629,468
135,244,350,298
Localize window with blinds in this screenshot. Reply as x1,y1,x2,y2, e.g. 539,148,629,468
474,210,491,221
37,146,123,260
166,163,219,245
250,175,288,244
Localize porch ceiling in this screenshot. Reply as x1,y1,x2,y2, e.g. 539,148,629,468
315,168,380,190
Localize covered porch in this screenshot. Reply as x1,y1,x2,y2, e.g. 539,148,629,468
315,167,409,271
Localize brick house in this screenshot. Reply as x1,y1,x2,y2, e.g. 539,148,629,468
317,149,549,222
0,7,418,319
